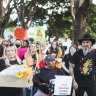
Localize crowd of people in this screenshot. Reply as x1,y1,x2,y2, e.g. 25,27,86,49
0,34,96,96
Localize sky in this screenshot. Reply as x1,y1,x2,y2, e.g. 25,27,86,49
93,0,96,5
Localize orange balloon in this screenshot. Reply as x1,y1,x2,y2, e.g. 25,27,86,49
14,28,26,39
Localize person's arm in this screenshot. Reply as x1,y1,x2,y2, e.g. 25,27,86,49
0,59,7,71
61,62,69,73
21,55,24,60
33,69,48,87
69,63,78,90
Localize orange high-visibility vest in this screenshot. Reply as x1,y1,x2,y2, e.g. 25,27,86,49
55,50,62,68
48,49,62,68
39,48,45,60
25,52,40,70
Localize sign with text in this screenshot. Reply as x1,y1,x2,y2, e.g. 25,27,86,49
54,76,72,95
34,27,45,42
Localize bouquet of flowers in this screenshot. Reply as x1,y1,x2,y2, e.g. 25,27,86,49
16,65,33,78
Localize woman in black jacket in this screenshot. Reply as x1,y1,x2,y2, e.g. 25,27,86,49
62,45,77,70
0,44,23,96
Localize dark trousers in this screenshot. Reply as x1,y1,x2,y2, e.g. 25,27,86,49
75,84,96,96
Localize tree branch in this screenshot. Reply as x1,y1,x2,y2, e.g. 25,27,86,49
27,17,33,29
25,1,37,26
3,0,12,13
90,26,96,33
79,0,84,7
14,0,22,23
70,0,75,23
87,19,96,33
79,0,92,17
3,19,17,29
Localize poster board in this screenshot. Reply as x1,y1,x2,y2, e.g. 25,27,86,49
34,27,45,42
0,65,33,88
54,76,72,95
17,48,28,59
14,27,26,40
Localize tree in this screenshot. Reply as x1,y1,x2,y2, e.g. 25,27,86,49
2,7,18,37
0,0,12,37
32,0,71,40
71,0,93,45
13,0,48,30
86,5,96,34
46,13,72,39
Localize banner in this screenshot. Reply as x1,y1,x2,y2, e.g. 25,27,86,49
54,76,72,95
34,27,45,42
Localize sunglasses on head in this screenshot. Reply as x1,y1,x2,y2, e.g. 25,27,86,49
6,44,14,47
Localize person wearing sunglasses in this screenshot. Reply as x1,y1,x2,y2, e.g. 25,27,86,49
15,39,22,48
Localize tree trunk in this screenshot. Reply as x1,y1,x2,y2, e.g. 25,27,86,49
0,0,12,37
73,12,86,45
0,0,3,37
71,0,92,45
20,0,26,29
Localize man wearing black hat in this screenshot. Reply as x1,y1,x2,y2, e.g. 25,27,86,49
69,34,96,96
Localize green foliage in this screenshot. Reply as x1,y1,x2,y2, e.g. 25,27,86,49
7,26,17,32
3,0,96,40
32,0,72,39
86,4,96,39
46,13,72,38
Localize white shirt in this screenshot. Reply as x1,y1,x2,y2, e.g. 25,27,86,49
61,38,72,54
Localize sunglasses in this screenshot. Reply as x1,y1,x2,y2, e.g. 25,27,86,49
6,44,14,47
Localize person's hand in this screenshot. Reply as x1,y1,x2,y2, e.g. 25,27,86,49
39,83,46,85
73,80,78,90
51,53,56,57
39,83,49,87
56,58,62,62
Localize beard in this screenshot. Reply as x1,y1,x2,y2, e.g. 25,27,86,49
82,47,90,56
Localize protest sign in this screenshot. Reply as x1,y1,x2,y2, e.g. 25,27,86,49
17,48,28,59
14,27,26,40
0,65,33,88
34,27,45,42
54,76,72,95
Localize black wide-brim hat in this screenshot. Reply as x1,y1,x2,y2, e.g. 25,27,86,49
78,34,95,45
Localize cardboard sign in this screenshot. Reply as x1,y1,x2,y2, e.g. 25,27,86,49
34,27,45,42
54,76,72,95
17,48,28,59
0,65,33,88
14,27,26,40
